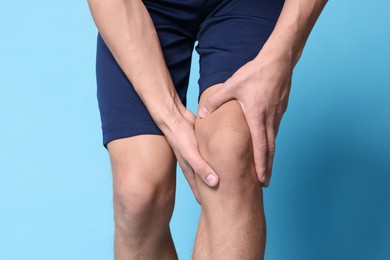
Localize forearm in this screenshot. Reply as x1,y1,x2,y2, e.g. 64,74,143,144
257,0,328,66
87,0,181,131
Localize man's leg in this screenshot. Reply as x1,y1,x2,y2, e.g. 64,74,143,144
193,84,266,259
107,135,178,260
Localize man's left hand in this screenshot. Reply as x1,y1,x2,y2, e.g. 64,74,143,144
198,50,293,187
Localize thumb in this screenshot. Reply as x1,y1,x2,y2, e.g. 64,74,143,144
198,84,234,119
188,152,219,187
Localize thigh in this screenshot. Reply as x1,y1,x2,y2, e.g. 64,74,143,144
108,135,177,201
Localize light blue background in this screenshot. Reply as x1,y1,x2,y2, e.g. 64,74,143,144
1,0,389,259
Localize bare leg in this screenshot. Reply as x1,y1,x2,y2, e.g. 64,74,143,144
107,135,178,260
193,84,266,259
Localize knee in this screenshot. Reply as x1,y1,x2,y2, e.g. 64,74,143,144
197,120,253,172
195,100,258,192
106,135,176,242
112,167,175,233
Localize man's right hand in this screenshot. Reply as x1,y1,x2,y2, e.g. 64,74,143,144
162,97,219,205
87,0,218,203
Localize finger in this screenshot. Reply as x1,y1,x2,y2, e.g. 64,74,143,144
179,158,202,204
198,83,234,118
264,113,277,187
246,115,268,185
187,150,219,187
274,115,282,137
274,105,285,137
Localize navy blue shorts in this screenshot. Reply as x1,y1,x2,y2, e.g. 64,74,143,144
96,0,284,149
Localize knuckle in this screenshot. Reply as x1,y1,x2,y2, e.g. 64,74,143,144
268,144,276,154
258,141,268,152
193,164,207,178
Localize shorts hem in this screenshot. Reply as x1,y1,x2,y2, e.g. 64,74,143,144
198,71,236,102
102,122,164,150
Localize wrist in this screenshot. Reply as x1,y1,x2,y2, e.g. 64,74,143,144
257,0,328,67
254,41,296,73
256,26,303,68
148,94,184,134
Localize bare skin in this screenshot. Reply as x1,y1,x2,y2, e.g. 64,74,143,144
199,0,329,187
107,83,266,259
87,0,328,258
193,84,266,259
107,135,178,259
87,0,219,200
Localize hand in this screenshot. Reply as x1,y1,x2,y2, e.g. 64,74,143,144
163,96,219,204
198,50,293,187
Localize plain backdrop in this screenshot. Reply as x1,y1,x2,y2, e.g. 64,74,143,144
1,0,389,259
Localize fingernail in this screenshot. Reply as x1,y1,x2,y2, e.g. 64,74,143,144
206,173,218,186
199,106,208,118
259,176,267,185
